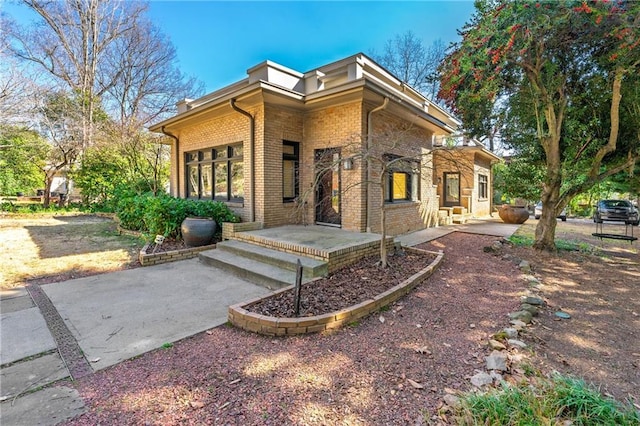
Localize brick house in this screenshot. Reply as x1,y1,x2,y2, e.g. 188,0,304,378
149,53,499,236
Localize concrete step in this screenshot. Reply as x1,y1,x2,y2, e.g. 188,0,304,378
199,249,315,290
215,240,328,278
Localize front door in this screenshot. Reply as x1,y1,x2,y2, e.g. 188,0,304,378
315,148,341,226
443,172,460,207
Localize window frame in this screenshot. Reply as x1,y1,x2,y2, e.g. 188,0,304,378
282,141,300,203
384,155,420,203
478,174,488,200
184,144,243,203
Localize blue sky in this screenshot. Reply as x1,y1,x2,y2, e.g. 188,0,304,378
3,1,477,93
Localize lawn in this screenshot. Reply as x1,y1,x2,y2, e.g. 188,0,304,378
0,214,143,289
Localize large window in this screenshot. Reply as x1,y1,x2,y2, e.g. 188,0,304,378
282,141,299,202
384,155,419,203
478,174,488,200
185,144,243,202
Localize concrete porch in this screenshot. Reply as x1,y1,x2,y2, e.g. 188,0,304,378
199,225,395,290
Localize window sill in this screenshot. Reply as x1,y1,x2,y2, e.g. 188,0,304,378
384,200,420,210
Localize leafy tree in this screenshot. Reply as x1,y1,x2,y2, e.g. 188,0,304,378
439,0,640,250
0,125,48,195
72,146,128,205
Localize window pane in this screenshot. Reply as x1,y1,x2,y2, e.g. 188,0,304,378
201,163,212,198
230,145,243,158
393,172,407,200
215,148,227,159
201,150,212,161
215,162,228,200
187,152,198,163
230,161,243,200
283,144,295,156
187,165,199,198
283,159,296,198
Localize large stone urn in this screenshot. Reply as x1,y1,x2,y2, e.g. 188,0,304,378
498,204,529,224
181,217,217,247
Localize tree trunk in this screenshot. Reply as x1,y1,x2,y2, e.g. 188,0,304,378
42,172,54,208
533,202,558,251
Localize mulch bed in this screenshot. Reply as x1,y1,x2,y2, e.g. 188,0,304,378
248,250,438,317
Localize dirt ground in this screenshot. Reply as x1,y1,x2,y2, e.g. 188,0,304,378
2,214,638,423
509,219,640,403
0,214,143,289
58,218,638,425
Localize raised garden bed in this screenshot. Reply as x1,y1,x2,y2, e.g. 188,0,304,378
138,240,217,266
228,247,444,336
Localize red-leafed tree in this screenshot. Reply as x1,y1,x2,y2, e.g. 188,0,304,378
439,0,640,250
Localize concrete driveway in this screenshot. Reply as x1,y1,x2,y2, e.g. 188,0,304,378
42,258,270,371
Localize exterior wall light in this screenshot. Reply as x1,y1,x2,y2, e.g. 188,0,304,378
343,158,354,170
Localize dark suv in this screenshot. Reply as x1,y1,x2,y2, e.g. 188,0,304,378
593,200,639,226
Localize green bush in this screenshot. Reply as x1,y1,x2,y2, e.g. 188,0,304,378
115,193,239,240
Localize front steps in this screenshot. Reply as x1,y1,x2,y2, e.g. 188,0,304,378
199,240,328,290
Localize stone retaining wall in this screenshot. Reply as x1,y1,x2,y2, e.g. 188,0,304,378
228,247,444,336
138,243,216,266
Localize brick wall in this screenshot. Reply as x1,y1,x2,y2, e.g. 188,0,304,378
365,107,439,235
302,101,367,232
261,104,305,227
170,105,263,223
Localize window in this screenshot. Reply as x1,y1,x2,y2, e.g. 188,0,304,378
478,174,488,200
282,141,299,202
185,144,243,202
384,155,419,203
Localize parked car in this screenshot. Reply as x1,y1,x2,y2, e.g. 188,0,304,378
534,201,567,221
593,199,639,225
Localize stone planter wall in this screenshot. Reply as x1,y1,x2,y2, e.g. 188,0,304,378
228,247,444,336
138,243,216,266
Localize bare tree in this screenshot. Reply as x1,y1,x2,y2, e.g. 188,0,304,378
5,0,147,149
294,124,471,268
37,91,85,207
373,32,447,105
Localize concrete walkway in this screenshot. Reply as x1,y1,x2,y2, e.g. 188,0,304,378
395,217,520,247
1,258,269,425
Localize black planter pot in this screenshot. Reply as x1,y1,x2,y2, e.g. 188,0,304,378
181,217,217,247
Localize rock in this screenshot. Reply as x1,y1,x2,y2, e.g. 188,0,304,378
509,310,533,324
486,350,508,371
520,303,539,316
483,241,503,253
555,311,571,319
503,327,518,338
489,371,503,382
519,260,531,273
507,339,528,349
443,394,460,408
471,371,493,387
522,275,541,285
510,319,527,328
522,296,545,306
489,339,507,350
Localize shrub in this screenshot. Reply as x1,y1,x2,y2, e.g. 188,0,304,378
115,193,239,240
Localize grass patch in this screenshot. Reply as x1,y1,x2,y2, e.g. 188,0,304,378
451,374,640,425
508,234,596,254
161,342,174,349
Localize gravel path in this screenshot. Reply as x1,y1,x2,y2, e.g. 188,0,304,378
65,233,524,425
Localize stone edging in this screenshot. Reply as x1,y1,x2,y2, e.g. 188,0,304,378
138,243,216,266
228,247,444,336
